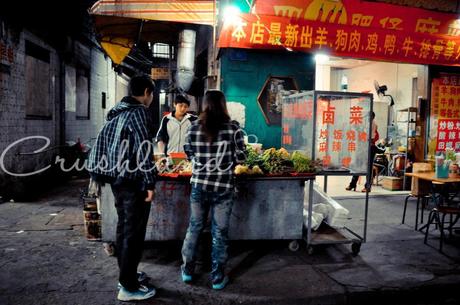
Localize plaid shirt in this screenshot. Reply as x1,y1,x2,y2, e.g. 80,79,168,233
184,120,246,192
87,96,156,190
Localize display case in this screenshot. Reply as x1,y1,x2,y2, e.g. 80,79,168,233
282,91,374,254
282,91,373,174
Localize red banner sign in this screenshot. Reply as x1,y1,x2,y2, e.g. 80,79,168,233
431,74,460,152
219,0,460,66
436,119,460,151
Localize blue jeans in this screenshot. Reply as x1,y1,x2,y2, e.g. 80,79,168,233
181,186,234,281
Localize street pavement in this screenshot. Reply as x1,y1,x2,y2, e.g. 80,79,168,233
0,178,459,305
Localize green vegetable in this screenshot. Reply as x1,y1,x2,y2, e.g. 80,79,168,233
261,148,294,174
291,151,318,173
244,145,263,168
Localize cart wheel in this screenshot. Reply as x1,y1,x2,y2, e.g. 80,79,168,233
288,240,300,252
306,245,314,255
351,242,361,256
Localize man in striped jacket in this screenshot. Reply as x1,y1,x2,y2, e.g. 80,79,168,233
88,75,157,302
156,95,197,155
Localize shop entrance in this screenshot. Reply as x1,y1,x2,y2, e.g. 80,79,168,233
314,57,427,195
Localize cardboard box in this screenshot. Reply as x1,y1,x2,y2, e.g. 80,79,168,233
411,162,432,196
382,176,403,191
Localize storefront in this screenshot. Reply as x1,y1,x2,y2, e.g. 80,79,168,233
218,0,460,162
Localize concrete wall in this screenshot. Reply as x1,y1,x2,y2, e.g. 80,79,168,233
331,62,421,111
330,61,424,139
65,45,119,145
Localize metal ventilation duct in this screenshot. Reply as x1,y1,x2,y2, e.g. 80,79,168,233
176,29,196,91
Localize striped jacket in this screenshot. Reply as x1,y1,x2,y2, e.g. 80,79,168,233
184,120,246,192
87,96,156,190
155,112,197,155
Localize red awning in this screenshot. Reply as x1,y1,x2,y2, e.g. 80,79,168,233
90,0,216,26
89,0,216,64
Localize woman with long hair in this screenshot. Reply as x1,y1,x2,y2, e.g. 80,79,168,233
180,90,245,290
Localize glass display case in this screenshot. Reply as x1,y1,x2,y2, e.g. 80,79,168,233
282,91,374,174
282,91,374,252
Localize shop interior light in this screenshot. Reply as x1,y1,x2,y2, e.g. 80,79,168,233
222,6,242,25
314,53,330,64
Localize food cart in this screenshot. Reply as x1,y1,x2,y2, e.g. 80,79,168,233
99,90,371,255
100,175,315,251
282,90,373,255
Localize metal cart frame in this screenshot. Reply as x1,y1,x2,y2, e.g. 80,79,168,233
283,90,373,255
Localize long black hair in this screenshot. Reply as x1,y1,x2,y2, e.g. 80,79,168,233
200,90,231,142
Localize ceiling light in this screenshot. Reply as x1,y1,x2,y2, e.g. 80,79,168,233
223,6,241,25
314,53,330,64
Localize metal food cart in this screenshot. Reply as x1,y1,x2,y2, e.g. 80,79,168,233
100,175,315,251
282,90,373,255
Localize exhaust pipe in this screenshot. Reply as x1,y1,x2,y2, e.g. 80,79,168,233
176,29,196,91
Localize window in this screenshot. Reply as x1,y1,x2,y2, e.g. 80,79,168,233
153,43,174,59
76,67,90,119
25,40,52,119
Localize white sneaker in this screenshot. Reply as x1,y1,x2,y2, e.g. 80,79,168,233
117,284,156,301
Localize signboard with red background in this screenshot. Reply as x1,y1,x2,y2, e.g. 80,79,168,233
219,0,460,66
430,74,460,153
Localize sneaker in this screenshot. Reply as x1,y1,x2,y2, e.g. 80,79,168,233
136,271,147,282
117,272,148,289
211,276,229,290
181,266,193,283
117,284,156,301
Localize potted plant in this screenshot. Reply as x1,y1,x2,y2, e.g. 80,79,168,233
446,148,459,178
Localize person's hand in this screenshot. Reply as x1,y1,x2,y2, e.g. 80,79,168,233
145,190,154,202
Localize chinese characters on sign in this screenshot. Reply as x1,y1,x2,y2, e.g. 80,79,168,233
219,2,460,67
282,93,372,172
316,102,369,168
431,75,460,152
436,119,460,151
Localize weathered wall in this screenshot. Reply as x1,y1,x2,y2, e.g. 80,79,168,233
220,49,315,149
0,21,120,199
65,44,119,145
0,27,59,198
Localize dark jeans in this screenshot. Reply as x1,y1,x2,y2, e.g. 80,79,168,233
111,179,151,291
349,145,379,189
181,186,234,282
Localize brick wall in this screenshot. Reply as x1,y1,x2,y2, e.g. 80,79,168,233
0,20,122,198
0,26,59,197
